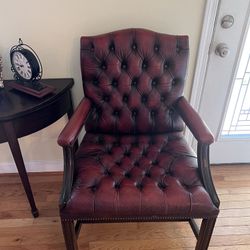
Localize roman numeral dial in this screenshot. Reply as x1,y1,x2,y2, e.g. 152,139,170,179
12,51,32,80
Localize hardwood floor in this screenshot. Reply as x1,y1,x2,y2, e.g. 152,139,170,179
0,165,250,250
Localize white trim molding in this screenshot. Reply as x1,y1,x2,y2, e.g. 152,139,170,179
0,160,63,174
185,0,220,146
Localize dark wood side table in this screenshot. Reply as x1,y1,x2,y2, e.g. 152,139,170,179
0,78,74,217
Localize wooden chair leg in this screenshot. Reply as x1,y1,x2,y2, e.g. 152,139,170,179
61,219,78,250
195,218,217,250
75,220,82,239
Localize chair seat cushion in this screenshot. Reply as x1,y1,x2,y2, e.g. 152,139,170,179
60,133,219,221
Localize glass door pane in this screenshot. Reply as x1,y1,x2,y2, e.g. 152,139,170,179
221,25,250,138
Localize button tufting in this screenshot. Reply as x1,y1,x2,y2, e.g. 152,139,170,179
134,161,139,166
135,182,143,190
103,95,110,102
150,138,155,145
113,110,120,117
112,79,118,87
154,44,160,52
104,169,112,176
132,109,138,118
123,95,129,103
90,42,94,51
168,171,173,176
141,94,148,103
114,141,120,147
132,43,137,50
72,32,217,223
106,147,112,154
132,141,139,147
109,43,115,52
169,108,174,115
131,78,138,87
165,170,170,175
91,185,98,192
101,62,107,70
97,136,104,144
151,110,156,117
81,31,190,139
93,78,99,86
160,95,166,102
145,171,151,177
96,107,102,116
96,156,101,162
142,60,148,70
152,160,159,165
151,79,158,87
164,62,169,70
116,161,122,166
124,172,131,178
172,78,178,85
142,149,148,156
121,61,127,70
183,184,190,190
114,182,121,189
124,150,131,157
158,182,167,190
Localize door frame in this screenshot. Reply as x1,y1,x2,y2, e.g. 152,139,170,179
189,0,250,156
186,0,220,145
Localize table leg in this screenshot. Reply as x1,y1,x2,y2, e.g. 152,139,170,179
67,91,74,119
3,121,39,218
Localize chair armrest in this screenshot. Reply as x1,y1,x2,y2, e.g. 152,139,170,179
174,96,214,145
58,97,91,208
57,97,92,147
174,96,220,207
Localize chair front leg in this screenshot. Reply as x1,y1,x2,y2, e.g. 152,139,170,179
195,218,217,250
61,219,78,250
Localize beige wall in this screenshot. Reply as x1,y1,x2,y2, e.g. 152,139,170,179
0,0,205,172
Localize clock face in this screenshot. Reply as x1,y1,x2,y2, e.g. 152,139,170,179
12,51,32,80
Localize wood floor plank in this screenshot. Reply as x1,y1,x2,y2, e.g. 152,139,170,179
209,246,250,250
218,194,250,201
88,238,196,250
211,234,250,246
215,216,250,226
0,164,249,250
219,208,250,217
220,200,250,209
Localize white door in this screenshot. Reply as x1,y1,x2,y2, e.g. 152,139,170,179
198,0,250,164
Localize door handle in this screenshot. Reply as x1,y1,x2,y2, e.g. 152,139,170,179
221,15,234,29
215,43,230,58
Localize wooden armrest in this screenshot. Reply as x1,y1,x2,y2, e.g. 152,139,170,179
175,97,219,207
57,97,92,147
174,96,214,145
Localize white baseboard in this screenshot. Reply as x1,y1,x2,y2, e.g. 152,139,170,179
0,160,63,173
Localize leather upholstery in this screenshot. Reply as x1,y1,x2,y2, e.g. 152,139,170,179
58,98,92,147
174,97,214,144
60,133,218,220
59,28,219,222
81,29,188,134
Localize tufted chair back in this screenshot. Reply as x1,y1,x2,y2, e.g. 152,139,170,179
80,28,189,134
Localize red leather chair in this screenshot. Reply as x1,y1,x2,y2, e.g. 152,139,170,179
58,28,220,250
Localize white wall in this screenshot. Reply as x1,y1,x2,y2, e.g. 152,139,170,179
0,0,205,173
